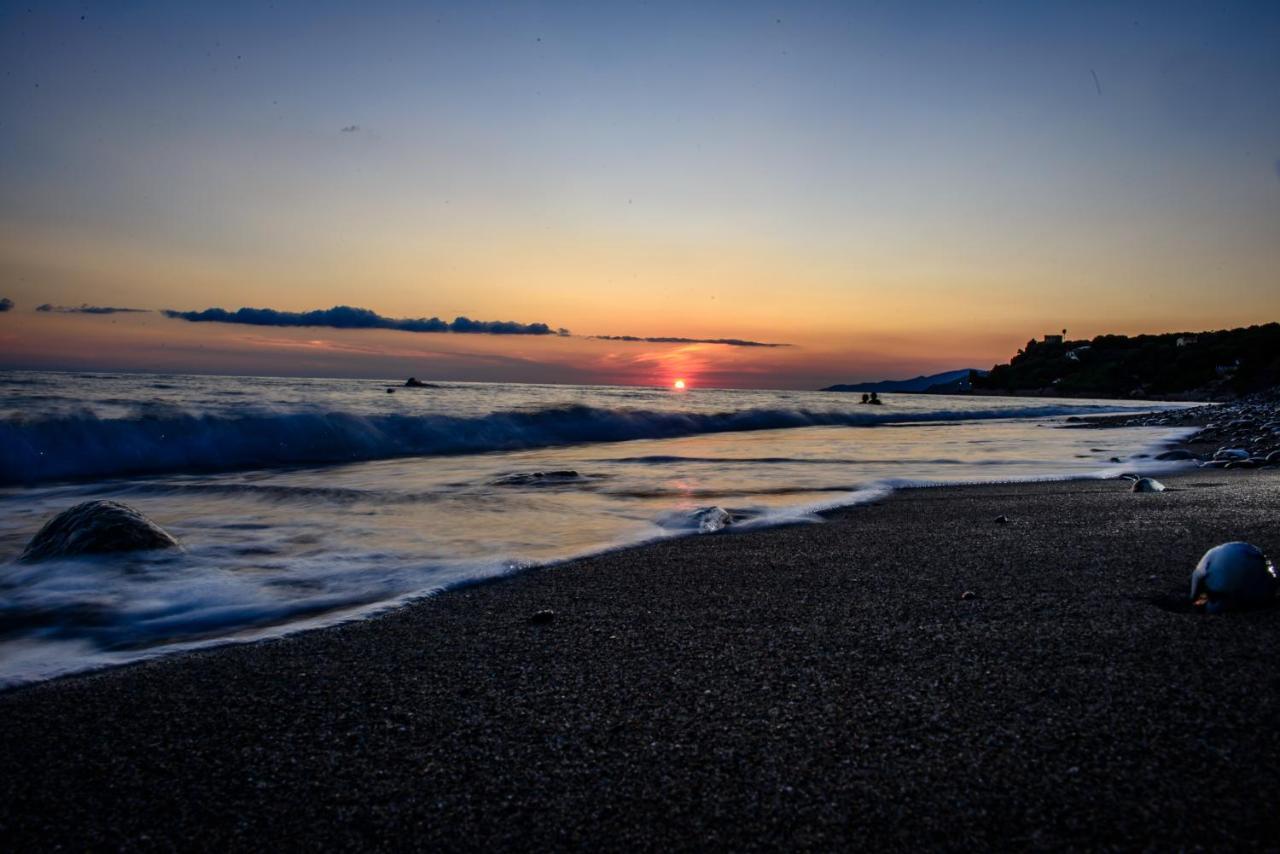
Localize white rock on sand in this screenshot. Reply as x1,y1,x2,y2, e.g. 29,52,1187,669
1190,542,1278,613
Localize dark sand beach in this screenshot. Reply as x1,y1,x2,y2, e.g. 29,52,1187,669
2,468,1278,850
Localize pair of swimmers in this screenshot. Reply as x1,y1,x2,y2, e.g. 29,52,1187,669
860,392,883,405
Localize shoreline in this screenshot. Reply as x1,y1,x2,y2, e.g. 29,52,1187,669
2,467,1278,848
0,419,1195,692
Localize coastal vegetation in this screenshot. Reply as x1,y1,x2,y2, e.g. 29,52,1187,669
972,323,1280,399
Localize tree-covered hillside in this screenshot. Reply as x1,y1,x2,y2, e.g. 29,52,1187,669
971,323,1280,399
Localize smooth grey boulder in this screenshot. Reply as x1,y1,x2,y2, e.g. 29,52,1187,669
1191,542,1278,613
1131,477,1166,493
19,500,179,563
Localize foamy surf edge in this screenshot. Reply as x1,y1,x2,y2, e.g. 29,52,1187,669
1,402,1183,485
0,426,1198,690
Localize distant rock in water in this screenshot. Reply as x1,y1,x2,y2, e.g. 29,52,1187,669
492,470,585,486
404,377,437,388
1155,449,1196,461
19,500,179,563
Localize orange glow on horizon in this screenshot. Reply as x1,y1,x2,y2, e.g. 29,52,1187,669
673,379,686,390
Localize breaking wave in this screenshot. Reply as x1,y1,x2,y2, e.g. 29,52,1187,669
1,403,1120,485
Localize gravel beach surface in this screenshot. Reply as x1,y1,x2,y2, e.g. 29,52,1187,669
2,469,1278,850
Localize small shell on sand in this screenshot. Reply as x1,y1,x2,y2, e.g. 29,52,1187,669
1131,478,1165,493
1190,542,1278,613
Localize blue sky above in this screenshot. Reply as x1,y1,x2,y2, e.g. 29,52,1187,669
1,1,1278,384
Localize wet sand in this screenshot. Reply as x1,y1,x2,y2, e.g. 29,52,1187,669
2,468,1278,850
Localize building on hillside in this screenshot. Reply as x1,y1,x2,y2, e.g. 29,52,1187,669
1042,334,1063,345
1065,345,1092,362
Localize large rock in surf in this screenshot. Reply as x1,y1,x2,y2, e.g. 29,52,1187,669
1190,542,1278,613
19,500,179,563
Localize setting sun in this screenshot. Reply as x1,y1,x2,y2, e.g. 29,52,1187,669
673,379,686,390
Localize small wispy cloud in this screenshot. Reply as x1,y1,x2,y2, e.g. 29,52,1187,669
0,297,12,312
592,334,791,348
340,124,360,133
162,305,562,336
36,303,150,314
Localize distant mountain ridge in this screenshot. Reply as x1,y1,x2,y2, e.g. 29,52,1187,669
822,369,984,394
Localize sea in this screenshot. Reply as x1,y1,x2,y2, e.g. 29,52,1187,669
0,370,1198,687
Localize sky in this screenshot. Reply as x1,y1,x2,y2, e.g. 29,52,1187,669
1,1,1278,388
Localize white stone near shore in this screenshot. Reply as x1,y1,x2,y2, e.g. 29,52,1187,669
1131,478,1166,493
1190,542,1278,613
696,506,733,533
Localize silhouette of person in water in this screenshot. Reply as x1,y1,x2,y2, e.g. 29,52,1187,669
868,392,883,405
861,393,869,404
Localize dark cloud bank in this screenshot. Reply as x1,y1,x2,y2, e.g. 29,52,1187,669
593,335,790,348
160,304,785,348
37,304,149,314
162,305,561,336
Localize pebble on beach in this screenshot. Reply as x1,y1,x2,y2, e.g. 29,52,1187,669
1131,478,1166,493
527,609,556,625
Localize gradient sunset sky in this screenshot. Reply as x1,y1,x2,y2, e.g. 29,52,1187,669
2,1,1278,388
